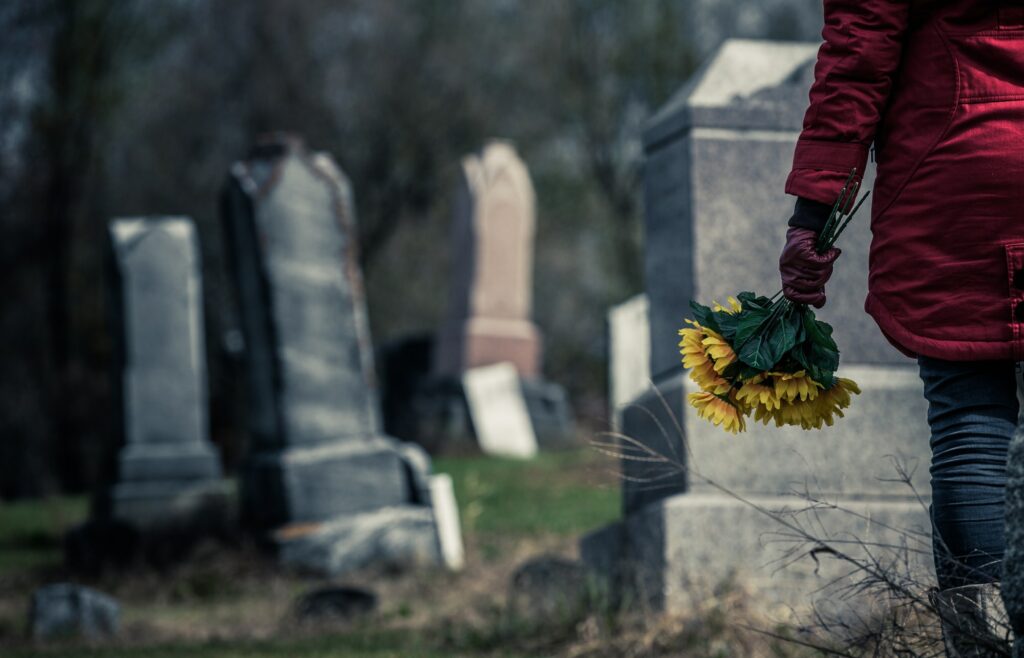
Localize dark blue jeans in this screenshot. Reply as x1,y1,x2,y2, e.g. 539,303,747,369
918,356,1018,590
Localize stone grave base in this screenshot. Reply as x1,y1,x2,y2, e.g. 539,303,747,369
70,479,236,572
274,475,464,576
241,438,418,531
581,492,934,616
104,477,234,533
116,443,221,481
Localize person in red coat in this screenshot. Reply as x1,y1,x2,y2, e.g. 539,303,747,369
778,1,1024,653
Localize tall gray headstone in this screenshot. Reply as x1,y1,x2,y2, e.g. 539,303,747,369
223,135,409,530
585,39,933,612
222,135,461,576
102,217,224,527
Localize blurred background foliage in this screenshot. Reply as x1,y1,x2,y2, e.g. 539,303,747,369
0,0,822,498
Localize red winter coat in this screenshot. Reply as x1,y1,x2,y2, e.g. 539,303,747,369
786,0,1024,361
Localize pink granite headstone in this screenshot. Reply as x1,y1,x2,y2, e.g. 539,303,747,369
434,141,542,378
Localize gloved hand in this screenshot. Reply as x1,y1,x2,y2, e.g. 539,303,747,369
779,226,841,309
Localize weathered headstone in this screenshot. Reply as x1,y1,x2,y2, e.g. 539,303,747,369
435,141,542,378
463,362,538,459
608,294,650,429
583,39,934,612
99,217,227,529
222,134,461,575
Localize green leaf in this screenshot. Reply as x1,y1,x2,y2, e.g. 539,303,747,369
814,368,837,389
790,335,840,388
737,306,801,371
734,308,772,347
736,291,773,311
803,307,838,352
713,310,741,342
688,300,721,334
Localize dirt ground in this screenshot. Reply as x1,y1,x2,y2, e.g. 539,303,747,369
0,451,832,657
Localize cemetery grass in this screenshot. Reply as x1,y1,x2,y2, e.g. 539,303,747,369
0,450,823,657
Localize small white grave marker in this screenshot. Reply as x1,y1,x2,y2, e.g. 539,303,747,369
462,362,538,459
608,294,650,428
429,474,465,570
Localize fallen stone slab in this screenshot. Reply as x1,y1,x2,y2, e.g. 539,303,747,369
274,505,442,577
507,554,590,627
294,586,377,622
29,583,120,641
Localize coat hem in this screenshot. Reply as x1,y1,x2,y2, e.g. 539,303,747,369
864,293,1016,362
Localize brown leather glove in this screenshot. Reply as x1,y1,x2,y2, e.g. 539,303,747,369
779,226,840,309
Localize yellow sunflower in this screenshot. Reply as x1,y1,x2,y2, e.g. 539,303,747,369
752,402,776,426
771,370,822,402
702,332,738,374
761,377,861,430
678,327,710,370
812,377,861,421
679,322,733,394
712,297,743,315
773,397,824,430
690,359,733,395
735,373,782,411
689,391,746,434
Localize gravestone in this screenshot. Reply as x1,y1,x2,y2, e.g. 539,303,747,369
435,141,541,378
463,362,538,459
419,141,574,451
583,39,934,612
99,217,227,530
430,473,465,570
222,134,462,575
608,294,650,430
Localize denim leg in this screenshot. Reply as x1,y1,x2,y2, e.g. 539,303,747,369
917,356,1017,590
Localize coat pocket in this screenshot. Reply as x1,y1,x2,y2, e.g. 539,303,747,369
949,30,1024,103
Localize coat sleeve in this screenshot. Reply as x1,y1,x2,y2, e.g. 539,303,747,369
785,0,911,204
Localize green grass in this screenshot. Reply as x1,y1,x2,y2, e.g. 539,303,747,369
434,450,619,537
0,451,618,656
0,451,617,567
0,495,88,575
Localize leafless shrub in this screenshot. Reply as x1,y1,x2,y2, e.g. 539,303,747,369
591,382,1013,657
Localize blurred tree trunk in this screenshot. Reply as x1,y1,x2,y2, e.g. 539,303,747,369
532,0,699,293
31,0,122,493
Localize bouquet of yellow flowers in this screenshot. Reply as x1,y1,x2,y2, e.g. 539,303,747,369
680,170,868,434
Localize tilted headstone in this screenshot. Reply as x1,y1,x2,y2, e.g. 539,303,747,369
222,135,461,574
429,473,465,570
584,39,933,611
463,362,538,459
434,141,542,379
100,217,225,528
